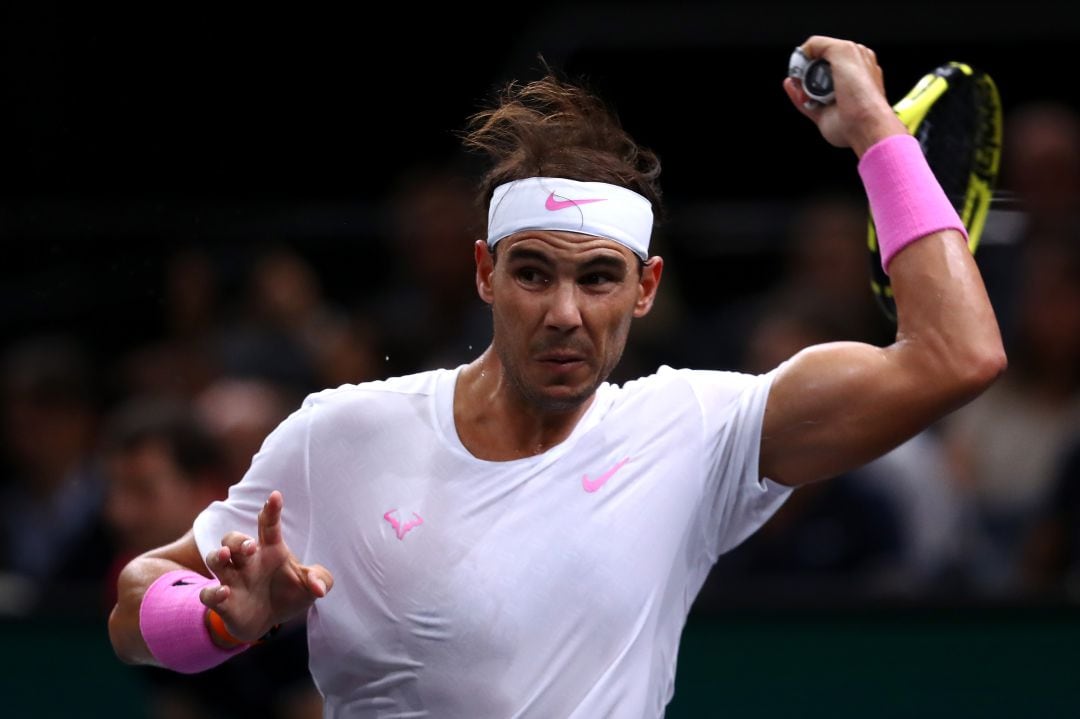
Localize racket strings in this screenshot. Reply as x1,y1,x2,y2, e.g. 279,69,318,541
920,74,1003,212
920,81,977,209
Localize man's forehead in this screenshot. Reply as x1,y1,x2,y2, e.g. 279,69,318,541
500,231,636,263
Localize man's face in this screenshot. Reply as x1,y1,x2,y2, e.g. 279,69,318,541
476,231,662,412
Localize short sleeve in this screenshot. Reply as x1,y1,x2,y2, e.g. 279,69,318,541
679,367,792,561
193,402,314,568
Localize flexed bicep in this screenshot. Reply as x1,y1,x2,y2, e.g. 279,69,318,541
761,232,1004,489
759,340,926,487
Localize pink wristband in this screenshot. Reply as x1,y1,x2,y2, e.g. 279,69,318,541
858,133,968,274
138,569,249,674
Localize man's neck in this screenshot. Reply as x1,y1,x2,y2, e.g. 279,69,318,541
453,348,594,461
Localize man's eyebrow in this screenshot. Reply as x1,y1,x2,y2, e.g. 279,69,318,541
578,255,629,273
505,247,556,266
504,246,631,273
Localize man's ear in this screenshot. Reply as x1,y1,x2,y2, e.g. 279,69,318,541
633,256,664,318
475,240,495,305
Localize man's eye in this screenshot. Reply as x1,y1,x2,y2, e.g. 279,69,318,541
517,268,546,284
580,273,616,287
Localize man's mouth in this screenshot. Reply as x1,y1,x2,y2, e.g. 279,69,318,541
536,351,586,364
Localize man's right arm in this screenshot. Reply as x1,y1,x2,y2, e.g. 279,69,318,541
108,490,334,669
108,530,213,665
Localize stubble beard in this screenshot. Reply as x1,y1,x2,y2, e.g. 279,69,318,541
492,332,630,415
493,338,599,414
488,296,635,413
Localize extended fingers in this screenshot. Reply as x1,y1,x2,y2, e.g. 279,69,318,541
258,490,284,547
206,532,256,575
222,531,257,558
205,544,233,575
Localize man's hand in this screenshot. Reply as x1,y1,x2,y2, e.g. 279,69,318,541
200,490,334,643
783,36,907,157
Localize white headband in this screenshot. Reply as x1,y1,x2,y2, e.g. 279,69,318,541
486,177,653,259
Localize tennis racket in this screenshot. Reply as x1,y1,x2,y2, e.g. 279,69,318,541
789,54,1003,323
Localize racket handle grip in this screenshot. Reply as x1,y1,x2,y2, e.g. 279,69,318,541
788,47,835,105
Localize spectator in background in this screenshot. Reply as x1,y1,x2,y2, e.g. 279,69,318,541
101,395,321,719
982,101,1080,345
677,192,892,373
943,235,1080,596
101,397,233,605
0,335,111,615
120,246,224,401
1003,101,1080,241
194,377,296,487
778,193,894,347
217,245,372,396
371,163,493,373
311,314,384,390
1023,440,1080,598
936,101,1080,598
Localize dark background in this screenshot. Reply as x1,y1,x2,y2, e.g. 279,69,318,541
3,1,1077,363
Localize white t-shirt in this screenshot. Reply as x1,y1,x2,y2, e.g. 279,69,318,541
194,364,790,718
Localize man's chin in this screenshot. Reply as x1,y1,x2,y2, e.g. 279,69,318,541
527,382,596,413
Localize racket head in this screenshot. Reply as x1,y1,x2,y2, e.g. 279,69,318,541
868,62,1003,323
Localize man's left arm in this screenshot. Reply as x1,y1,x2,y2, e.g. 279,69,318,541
760,224,1004,487
760,37,1006,487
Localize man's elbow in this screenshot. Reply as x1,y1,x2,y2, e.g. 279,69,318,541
955,341,1008,397
108,559,157,667
108,605,140,665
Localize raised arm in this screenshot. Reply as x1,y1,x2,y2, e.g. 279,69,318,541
108,490,334,669
760,37,1006,487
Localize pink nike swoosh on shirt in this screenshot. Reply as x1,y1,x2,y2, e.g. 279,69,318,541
582,457,630,493
545,192,608,211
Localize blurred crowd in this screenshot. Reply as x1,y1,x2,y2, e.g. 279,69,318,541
2,101,1079,713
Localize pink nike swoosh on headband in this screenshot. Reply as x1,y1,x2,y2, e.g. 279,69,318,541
545,192,608,211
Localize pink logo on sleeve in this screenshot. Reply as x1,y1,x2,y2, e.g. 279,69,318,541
582,457,630,493
545,192,608,211
384,510,424,540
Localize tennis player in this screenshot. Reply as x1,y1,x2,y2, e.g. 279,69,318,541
109,36,1005,716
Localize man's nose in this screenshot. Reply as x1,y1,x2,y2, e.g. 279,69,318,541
544,281,583,332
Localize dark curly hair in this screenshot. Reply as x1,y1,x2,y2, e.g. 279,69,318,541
461,68,663,233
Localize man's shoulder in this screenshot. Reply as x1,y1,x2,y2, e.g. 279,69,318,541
613,365,766,398
301,367,452,410
604,365,776,424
